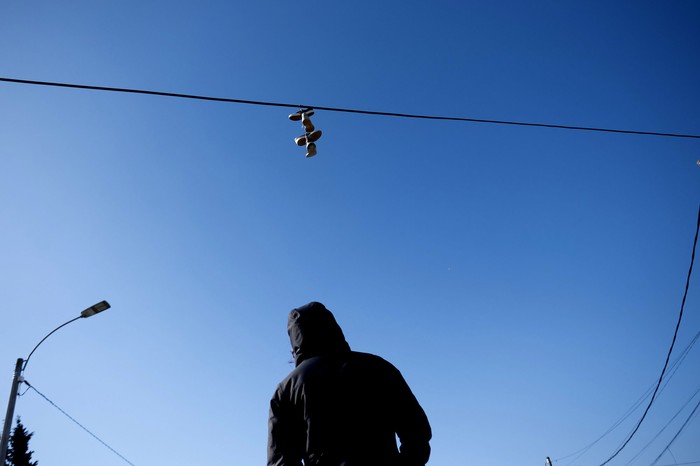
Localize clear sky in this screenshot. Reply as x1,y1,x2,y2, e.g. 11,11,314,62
1,1,699,465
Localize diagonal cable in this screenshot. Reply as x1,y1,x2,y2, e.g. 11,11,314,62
650,397,700,466
1,77,699,139
597,204,700,466
655,462,700,465
625,384,700,464
556,330,700,465
23,380,136,466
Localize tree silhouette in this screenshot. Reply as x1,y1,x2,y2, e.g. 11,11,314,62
4,418,38,466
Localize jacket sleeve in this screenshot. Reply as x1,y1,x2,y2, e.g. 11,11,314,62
391,368,432,466
268,387,305,466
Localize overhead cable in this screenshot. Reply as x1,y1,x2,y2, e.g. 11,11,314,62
598,204,700,466
625,384,700,464
1,77,699,140
650,398,700,466
556,330,700,465
655,462,700,466
23,380,137,466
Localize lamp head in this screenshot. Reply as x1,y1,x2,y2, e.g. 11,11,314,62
80,300,111,318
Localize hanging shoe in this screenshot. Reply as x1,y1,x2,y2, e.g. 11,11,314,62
288,109,314,121
306,130,322,143
302,113,315,132
305,142,317,158
294,135,308,146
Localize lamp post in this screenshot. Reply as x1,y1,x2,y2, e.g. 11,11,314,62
0,300,111,462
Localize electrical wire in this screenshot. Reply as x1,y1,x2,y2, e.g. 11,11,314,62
1,77,700,140
597,204,700,466
555,329,700,465
23,380,137,466
625,384,700,464
669,449,680,465
17,385,31,397
650,398,700,466
655,462,700,466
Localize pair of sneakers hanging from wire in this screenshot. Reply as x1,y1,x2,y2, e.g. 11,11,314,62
289,108,322,158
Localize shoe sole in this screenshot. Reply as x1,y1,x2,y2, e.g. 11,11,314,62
288,109,314,121
306,130,322,142
305,143,317,157
302,115,315,132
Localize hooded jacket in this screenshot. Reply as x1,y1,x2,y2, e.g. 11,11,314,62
268,302,432,466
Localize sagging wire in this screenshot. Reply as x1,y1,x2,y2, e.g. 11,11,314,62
556,330,700,465
625,384,700,464
1,77,700,140
649,398,700,466
23,380,137,466
597,204,700,466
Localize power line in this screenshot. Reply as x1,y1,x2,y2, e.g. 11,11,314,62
625,384,700,464
597,204,700,466
655,462,700,466
23,380,137,466
1,77,700,140
650,398,700,466
555,330,700,465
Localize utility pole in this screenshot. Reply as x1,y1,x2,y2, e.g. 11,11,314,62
546,456,553,466
0,358,24,462
1,300,111,462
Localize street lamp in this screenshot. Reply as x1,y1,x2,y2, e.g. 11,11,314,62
0,300,111,462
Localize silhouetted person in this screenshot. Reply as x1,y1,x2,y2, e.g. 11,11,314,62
268,302,432,466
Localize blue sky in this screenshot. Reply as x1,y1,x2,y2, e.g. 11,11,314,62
1,1,699,465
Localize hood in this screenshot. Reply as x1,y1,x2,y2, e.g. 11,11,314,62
288,302,351,366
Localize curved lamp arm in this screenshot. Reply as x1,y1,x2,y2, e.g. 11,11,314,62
1,300,110,462
22,300,110,372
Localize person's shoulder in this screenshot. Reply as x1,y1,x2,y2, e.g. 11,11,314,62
278,355,329,385
351,351,385,361
350,351,399,370
275,358,314,387
272,362,309,401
